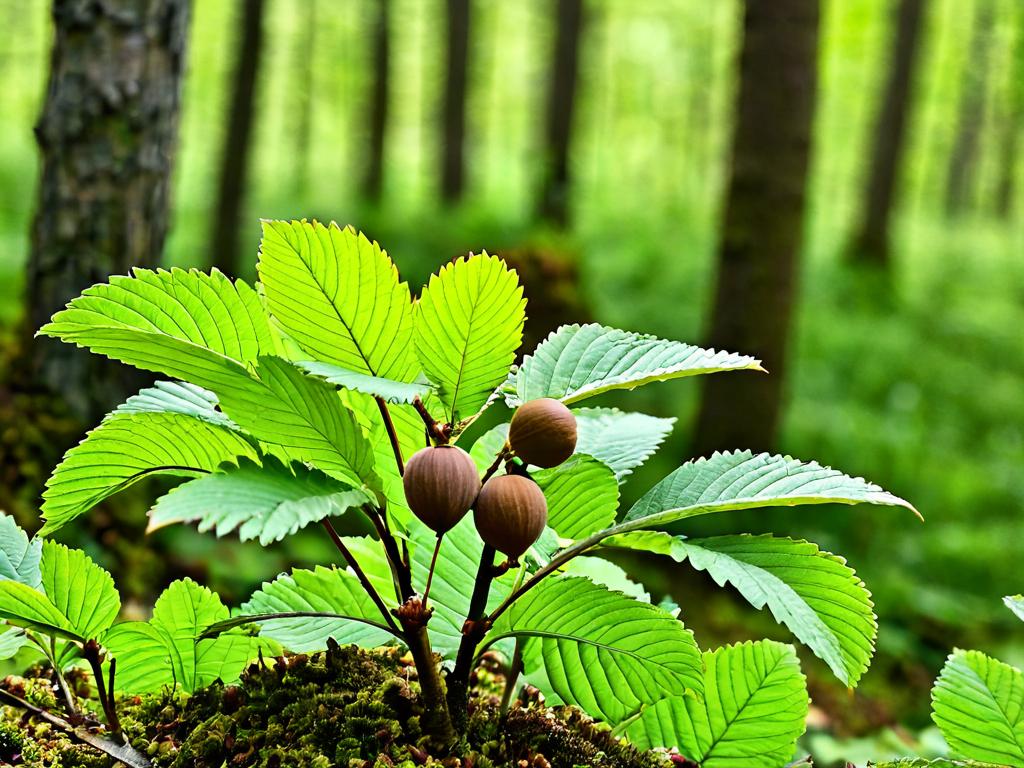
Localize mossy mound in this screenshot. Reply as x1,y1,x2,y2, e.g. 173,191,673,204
2,642,671,768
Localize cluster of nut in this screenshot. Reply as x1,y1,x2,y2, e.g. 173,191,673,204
402,398,577,563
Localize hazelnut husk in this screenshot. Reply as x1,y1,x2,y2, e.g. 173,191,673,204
403,445,481,534
473,474,548,562
508,397,577,468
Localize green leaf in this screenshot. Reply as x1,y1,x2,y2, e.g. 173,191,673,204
626,640,808,768
155,579,255,693
40,412,260,535
932,649,1024,766
621,450,919,530
415,254,525,424
533,455,619,540
238,566,397,652
0,513,42,587
115,381,238,430
102,622,173,694
608,532,876,686
563,557,650,602
296,361,433,404
258,220,417,381
1005,596,1024,623
148,456,372,545
870,760,1010,767
0,542,119,642
486,576,703,724
573,407,675,481
217,356,380,493
0,627,31,661
40,541,120,640
504,323,763,406
39,268,273,392
410,515,513,658
469,424,510,473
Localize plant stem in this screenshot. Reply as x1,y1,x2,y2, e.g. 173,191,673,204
0,687,151,768
375,395,405,475
412,395,449,444
364,504,415,601
446,543,498,730
396,607,457,748
320,518,399,633
82,639,122,741
499,638,523,714
37,635,78,718
422,534,444,607
482,443,512,483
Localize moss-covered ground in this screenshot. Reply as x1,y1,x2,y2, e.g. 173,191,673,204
0,642,672,768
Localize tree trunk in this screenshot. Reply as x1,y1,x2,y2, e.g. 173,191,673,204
12,0,189,423
945,0,994,217
209,0,265,275
441,0,470,203
692,0,820,457
363,0,390,201
291,0,316,196
536,0,585,227
848,0,925,267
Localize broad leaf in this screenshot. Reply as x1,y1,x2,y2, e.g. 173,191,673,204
621,450,919,530
574,407,675,481
486,576,703,724
0,513,42,587
40,412,259,535
103,622,173,694
39,268,273,392
1006,596,1024,623
0,627,30,660
296,361,432,404
533,455,619,540
410,516,513,658
217,356,380,493
115,380,238,430
237,566,397,652
608,532,876,686
469,424,510,473
932,649,1024,766
563,557,650,602
0,542,119,642
258,220,417,381
626,640,808,768
148,457,372,545
415,254,525,424
504,323,762,406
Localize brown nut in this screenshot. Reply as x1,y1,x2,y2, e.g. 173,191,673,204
403,445,481,534
508,397,577,468
473,474,548,562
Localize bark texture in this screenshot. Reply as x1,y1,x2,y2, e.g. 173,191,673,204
945,0,994,216
364,0,390,201
16,0,190,422
849,0,925,267
692,0,821,456
441,0,470,203
537,0,585,227
210,0,265,275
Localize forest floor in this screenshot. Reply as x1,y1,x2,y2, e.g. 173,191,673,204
0,643,672,768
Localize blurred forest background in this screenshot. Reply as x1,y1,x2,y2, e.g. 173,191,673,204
0,0,1022,760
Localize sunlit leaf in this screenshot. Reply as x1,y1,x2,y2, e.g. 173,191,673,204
533,455,619,540
0,513,42,587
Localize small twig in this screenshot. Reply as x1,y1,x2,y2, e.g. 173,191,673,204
0,687,151,768
321,518,400,633
82,640,121,741
374,396,405,475
41,635,78,718
412,396,448,444
363,505,415,601
482,443,512,484
422,535,444,607
499,638,524,714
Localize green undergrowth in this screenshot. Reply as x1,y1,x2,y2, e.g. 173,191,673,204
1,643,668,768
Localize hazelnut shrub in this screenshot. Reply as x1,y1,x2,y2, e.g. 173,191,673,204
11,220,920,763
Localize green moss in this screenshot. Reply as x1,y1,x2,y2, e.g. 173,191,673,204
3,643,668,767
